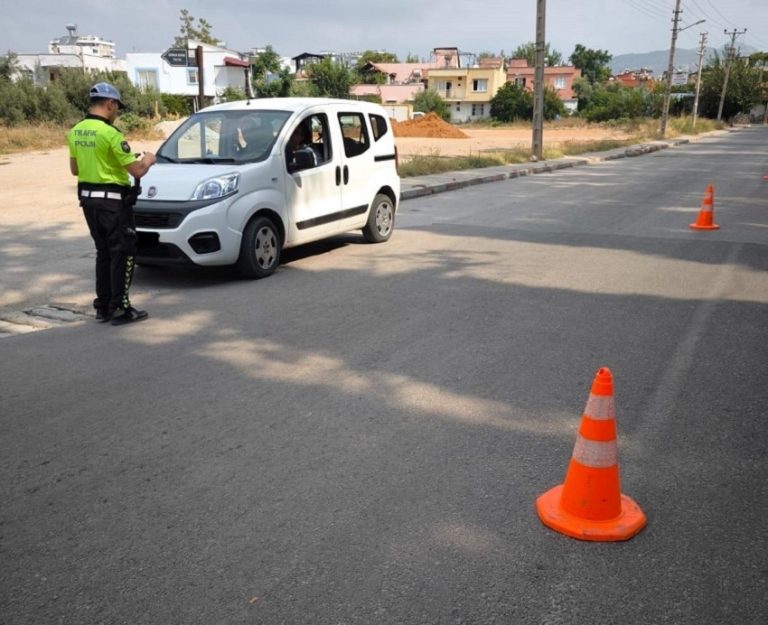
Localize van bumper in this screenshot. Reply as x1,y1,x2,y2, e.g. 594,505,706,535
134,197,241,266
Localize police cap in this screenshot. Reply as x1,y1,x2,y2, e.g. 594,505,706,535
90,82,125,109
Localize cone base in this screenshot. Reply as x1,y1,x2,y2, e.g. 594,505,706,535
690,223,720,230
535,484,646,542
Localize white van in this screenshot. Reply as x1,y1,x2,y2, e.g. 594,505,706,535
134,97,400,278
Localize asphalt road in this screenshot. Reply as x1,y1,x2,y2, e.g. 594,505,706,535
1,127,767,625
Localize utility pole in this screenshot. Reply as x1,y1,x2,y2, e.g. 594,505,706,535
195,45,205,112
660,0,683,137
531,0,546,160
717,28,747,121
692,32,708,128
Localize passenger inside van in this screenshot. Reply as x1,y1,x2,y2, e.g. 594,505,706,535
234,118,273,158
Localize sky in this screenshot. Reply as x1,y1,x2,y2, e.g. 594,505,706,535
2,0,766,61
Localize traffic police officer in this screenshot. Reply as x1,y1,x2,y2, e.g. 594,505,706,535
67,82,156,325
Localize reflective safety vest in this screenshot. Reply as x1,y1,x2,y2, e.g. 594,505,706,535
67,115,138,187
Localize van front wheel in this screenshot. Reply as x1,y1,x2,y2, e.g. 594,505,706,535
237,216,281,279
362,194,395,243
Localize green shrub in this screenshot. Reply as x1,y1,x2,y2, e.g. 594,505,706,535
219,85,246,102
115,112,152,134
161,93,191,116
413,89,450,121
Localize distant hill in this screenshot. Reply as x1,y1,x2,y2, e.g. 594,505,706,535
610,45,757,77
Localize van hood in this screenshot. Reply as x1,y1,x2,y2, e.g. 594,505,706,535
137,163,240,202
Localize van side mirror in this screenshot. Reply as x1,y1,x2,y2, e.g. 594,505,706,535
289,147,317,172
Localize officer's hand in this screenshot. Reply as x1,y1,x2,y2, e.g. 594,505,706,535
142,152,157,167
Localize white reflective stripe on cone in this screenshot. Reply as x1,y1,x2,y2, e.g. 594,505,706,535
572,435,618,468
583,394,616,421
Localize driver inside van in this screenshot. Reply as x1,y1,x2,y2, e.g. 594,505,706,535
286,122,319,168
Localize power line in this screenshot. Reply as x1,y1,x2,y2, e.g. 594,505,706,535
703,0,739,29
619,0,668,23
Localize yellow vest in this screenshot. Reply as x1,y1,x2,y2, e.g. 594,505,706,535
67,116,137,186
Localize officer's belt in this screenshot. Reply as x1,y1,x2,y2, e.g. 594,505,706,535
81,190,123,201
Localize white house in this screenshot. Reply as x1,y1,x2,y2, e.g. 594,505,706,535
126,39,250,105
15,24,126,84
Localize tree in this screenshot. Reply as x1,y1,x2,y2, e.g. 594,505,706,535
250,45,294,97
570,44,612,84
173,9,220,47
698,51,763,120
490,82,533,121
413,89,449,121
543,86,567,120
306,57,354,99
404,52,420,63
578,82,649,122
0,51,19,81
511,42,562,67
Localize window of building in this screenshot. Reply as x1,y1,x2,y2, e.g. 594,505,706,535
554,76,567,89
187,68,199,85
137,69,159,90
515,77,526,88
471,104,485,117
472,79,488,92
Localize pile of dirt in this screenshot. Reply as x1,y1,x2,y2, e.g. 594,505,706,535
391,112,469,139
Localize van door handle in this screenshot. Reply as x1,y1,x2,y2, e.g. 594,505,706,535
343,165,349,185
335,166,341,186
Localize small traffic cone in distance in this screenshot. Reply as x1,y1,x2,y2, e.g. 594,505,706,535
535,367,646,541
690,183,720,230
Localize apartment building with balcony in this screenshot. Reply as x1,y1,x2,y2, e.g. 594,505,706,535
427,56,507,122
506,59,582,112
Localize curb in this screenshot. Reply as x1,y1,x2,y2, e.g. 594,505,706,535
399,130,724,202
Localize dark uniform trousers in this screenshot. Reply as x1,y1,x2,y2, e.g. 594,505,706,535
81,195,137,313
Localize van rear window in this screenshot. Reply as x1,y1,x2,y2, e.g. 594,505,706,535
369,114,388,141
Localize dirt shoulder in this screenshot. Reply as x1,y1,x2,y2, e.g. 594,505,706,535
395,126,635,157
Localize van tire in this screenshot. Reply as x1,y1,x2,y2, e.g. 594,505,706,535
362,193,395,243
237,216,281,279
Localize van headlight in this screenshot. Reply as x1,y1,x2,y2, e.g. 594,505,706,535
192,173,240,200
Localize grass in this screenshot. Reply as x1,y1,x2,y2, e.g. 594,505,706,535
0,122,165,155
398,117,727,178
2,116,727,173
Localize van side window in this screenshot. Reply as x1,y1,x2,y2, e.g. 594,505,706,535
338,113,370,158
369,114,388,141
285,113,331,171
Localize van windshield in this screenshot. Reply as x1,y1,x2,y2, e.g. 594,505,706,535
157,110,292,164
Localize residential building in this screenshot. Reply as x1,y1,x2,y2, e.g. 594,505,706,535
351,60,436,117
125,40,250,106
15,24,125,85
291,52,327,77
506,59,582,112
427,54,507,122
357,62,435,86
612,67,656,89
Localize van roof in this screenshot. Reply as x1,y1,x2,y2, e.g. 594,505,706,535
202,97,384,115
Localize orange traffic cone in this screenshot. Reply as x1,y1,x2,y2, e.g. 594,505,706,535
536,367,646,541
690,183,720,230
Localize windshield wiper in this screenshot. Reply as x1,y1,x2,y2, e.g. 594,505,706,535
187,157,237,164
